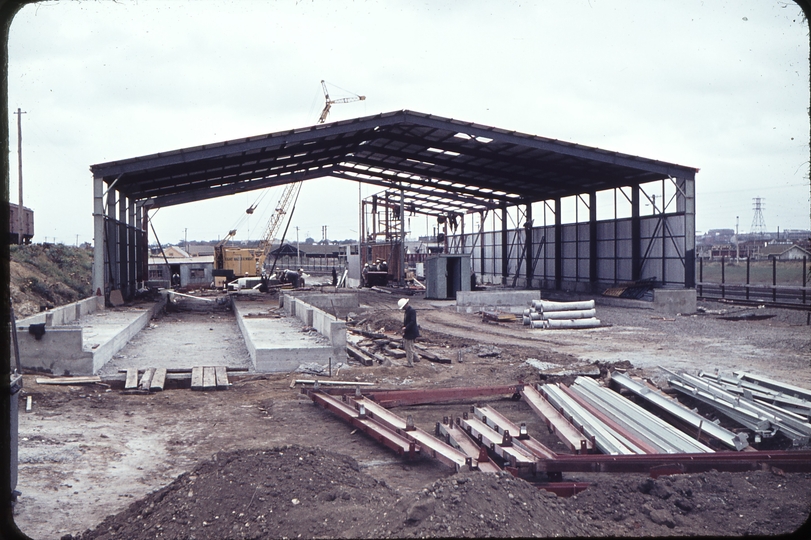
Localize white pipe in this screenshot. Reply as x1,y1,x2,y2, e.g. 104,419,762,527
541,309,596,320
538,300,595,312
545,317,601,329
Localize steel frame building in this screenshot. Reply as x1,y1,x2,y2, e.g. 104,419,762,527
89,110,697,301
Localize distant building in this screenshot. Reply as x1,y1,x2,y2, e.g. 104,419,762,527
757,243,811,261
8,202,34,245
187,244,215,257
147,255,214,289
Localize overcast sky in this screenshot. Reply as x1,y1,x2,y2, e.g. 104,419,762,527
7,0,810,247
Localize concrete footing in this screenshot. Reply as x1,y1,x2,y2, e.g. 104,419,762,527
653,289,697,316
233,297,342,373
456,290,542,314
11,296,165,376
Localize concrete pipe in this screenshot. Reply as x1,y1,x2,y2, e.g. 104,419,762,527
530,299,545,310
530,320,548,329
530,312,542,320
538,300,596,312
541,309,597,320
522,308,532,316
545,317,601,329
522,316,531,326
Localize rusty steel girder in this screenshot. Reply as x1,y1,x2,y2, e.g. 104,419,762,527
300,384,524,408
309,390,418,459
536,450,811,476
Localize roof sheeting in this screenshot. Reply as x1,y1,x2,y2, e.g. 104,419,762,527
90,110,697,216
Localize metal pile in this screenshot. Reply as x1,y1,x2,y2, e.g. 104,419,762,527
664,368,811,446
522,299,601,329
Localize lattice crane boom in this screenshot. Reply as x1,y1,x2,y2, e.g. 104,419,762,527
318,80,365,124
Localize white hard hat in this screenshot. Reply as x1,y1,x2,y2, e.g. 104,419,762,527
397,298,409,310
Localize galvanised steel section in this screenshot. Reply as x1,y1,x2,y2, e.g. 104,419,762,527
610,372,747,451
698,371,811,418
569,377,713,454
559,382,663,454
520,385,593,453
669,371,811,439
733,371,811,403
541,384,636,455
91,109,697,298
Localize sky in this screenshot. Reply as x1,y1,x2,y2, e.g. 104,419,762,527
6,0,810,247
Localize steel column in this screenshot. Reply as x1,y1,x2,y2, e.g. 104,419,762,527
554,197,562,290
92,175,105,297
501,201,508,285
631,185,641,281
589,191,598,291
525,202,533,288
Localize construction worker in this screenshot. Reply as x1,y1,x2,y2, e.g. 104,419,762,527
398,297,420,367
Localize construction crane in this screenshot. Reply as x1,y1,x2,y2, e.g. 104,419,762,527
318,80,365,123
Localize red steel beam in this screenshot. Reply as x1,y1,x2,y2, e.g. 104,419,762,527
300,384,524,408
309,391,418,459
351,396,470,470
475,405,558,459
537,450,811,475
437,421,502,473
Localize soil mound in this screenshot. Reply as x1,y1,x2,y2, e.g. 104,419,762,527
70,444,811,539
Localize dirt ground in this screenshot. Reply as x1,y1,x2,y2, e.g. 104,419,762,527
10,289,811,539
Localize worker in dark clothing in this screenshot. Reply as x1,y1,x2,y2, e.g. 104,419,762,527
332,267,338,286
398,297,420,367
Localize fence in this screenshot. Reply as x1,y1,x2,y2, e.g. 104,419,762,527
697,256,810,307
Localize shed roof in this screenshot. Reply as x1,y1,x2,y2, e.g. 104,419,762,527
91,110,698,217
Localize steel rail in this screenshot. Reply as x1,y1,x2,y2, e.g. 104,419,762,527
698,371,811,415
520,385,592,453
611,372,747,451
350,396,469,470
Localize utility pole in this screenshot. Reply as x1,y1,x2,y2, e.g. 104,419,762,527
735,217,740,261
296,226,300,269
14,108,27,244
184,228,188,253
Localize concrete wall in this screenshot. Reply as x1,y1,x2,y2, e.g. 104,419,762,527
282,291,359,318
15,296,104,327
283,294,347,353
455,289,542,313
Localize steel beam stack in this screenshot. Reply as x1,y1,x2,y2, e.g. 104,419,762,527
523,299,600,329
664,368,811,445
610,372,748,451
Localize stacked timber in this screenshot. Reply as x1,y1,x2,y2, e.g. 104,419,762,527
523,299,600,329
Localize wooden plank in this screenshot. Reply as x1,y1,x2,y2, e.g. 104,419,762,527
215,366,229,390
150,368,167,392
124,369,139,389
202,367,216,390
191,366,204,391
139,368,155,391
346,343,374,366
36,376,102,385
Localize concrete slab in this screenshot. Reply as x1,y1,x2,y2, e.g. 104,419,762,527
455,289,542,314
653,288,697,316
233,299,337,373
